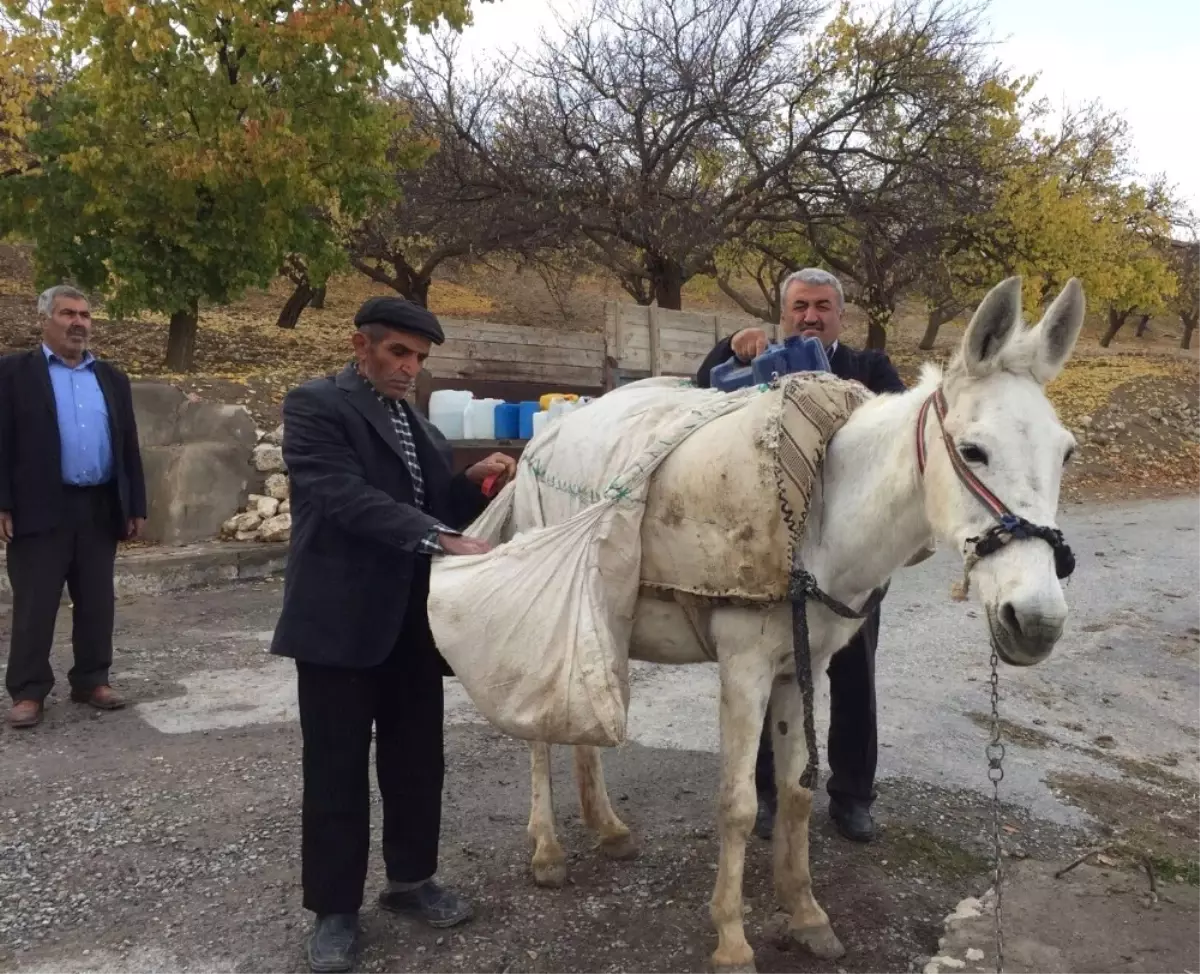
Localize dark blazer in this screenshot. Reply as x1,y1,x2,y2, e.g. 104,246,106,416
269,364,489,670
696,334,906,395
0,348,147,539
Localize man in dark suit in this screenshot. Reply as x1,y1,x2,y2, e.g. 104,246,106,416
0,285,146,730
270,296,516,974
696,268,905,844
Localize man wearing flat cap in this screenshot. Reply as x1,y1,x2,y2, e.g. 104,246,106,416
271,296,515,973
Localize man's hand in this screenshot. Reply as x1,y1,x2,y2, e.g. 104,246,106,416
0,511,12,544
126,517,146,541
438,533,493,556
730,327,770,363
465,453,517,492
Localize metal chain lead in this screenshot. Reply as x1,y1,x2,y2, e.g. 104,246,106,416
987,646,1006,974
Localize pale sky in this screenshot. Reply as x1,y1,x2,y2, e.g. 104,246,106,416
448,0,1199,213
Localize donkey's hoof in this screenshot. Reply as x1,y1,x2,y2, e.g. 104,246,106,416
531,858,568,889
599,832,640,861
711,957,756,974
790,922,845,960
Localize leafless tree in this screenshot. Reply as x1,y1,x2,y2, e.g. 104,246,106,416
347,34,571,307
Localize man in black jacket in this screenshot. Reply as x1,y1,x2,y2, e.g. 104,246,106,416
0,285,147,729
696,268,904,844
270,296,515,974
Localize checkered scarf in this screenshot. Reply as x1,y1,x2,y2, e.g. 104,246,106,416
354,365,455,554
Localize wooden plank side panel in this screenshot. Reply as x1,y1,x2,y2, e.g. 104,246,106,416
427,356,604,386
440,318,605,352
438,338,601,369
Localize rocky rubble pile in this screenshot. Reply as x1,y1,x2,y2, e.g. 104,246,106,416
220,424,292,543
1073,395,1198,450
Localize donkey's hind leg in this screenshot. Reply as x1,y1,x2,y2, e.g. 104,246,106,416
574,745,639,861
769,674,844,960
527,742,568,887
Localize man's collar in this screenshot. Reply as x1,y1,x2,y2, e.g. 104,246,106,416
42,343,95,368
350,361,404,406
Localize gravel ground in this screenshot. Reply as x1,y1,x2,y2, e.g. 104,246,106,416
0,496,1196,973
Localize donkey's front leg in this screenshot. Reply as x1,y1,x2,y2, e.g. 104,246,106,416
710,608,779,974
769,675,844,960
574,745,639,861
527,742,568,887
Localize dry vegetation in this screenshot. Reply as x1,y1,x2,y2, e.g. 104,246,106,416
1,245,1196,502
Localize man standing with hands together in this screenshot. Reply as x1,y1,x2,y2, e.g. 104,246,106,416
270,296,515,973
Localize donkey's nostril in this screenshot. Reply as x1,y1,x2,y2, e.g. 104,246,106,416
1001,602,1022,640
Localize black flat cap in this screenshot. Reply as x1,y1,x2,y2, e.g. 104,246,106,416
354,296,445,344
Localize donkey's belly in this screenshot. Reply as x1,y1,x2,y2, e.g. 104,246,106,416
628,594,713,665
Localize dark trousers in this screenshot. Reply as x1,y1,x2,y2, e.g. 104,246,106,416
296,620,445,915
757,604,881,807
5,485,119,703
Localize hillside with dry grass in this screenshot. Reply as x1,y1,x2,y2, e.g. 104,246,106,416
1,244,1195,502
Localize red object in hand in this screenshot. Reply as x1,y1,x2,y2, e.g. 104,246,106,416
481,473,500,498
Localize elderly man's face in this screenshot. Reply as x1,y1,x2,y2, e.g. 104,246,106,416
780,281,843,347
44,296,93,363
352,326,431,400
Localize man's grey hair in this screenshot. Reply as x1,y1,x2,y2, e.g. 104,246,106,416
779,268,845,313
37,285,89,318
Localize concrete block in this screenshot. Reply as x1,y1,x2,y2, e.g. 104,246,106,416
176,401,257,448
131,383,188,448
142,443,253,545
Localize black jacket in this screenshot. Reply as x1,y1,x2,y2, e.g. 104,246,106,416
269,365,489,669
696,335,906,395
0,348,147,539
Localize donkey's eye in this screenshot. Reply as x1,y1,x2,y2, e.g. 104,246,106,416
1063,447,1075,465
959,443,989,465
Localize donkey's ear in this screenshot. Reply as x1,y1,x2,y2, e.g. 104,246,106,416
961,277,1022,377
1027,278,1085,384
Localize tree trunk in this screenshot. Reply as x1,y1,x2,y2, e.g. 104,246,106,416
409,276,431,309
651,259,684,311
919,308,956,351
1182,312,1198,350
1099,307,1130,348
165,303,199,372
865,302,892,350
1135,313,1152,337
310,285,326,310
277,281,316,329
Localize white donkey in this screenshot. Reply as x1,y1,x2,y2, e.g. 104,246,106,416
521,276,1086,972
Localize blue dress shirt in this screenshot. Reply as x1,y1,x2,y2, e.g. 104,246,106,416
42,344,114,486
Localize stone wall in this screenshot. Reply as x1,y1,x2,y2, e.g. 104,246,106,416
220,427,292,543
132,383,258,545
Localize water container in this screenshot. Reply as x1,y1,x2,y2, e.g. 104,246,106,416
539,392,579,410
709,357,757,392
494,403,520,439
463,398,502,440
518,401,541,439
752,334,831,384
547,398,576,422
531,410,550,439
428,389,474,439
711,335,832,392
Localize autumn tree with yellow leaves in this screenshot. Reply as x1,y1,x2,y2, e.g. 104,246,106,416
0,0,471,371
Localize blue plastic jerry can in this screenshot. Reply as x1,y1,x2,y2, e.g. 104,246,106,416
711,334,832,392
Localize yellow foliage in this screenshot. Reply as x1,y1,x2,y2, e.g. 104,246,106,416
0,28,54,174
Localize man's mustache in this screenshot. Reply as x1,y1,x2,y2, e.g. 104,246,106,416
67,328,87,337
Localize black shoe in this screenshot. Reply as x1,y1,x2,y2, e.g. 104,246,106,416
753,797,776,840
379,880,473,929
829,798,876,843
308,913,359,973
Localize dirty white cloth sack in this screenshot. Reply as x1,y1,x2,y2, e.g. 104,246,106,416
427,378,758,746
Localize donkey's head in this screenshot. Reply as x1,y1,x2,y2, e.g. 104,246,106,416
921,276,1085,666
